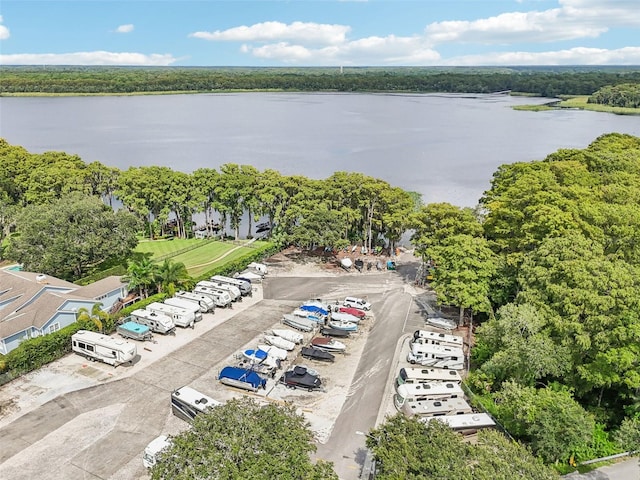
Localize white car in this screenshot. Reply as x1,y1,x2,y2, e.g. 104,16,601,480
343,296,371,311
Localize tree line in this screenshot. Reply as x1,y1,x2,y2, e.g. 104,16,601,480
409,133,640,468
589,83,640,108
1,66,640,97
0,138,417,280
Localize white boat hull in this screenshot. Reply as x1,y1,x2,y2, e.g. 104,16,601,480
264,335,295,351
272,328,304,344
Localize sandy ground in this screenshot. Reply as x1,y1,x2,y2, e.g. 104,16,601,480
0,255,375,447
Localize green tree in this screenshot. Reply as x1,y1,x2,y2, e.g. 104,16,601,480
76,303,111,333
155,259,189,293
123,257,157,299
6,192,140,280
151,397,337,480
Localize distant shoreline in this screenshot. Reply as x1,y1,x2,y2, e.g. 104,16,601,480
514,95,640,115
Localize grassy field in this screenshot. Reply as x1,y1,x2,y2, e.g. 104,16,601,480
133,238,270,276
514,96,640,115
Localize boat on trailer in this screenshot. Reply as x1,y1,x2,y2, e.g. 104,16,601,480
282,314,316,332
272,328,304,344
301,346,335,362
311,336,346,352
218,366,267,392
264,335,296,351
320,327,351,338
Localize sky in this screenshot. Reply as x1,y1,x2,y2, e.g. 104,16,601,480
0,0,639,67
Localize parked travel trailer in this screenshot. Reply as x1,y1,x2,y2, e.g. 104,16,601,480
174,290,215,312
171,385,222,422
197,280,241,302
412,330,464,349
423,413,496,436
71,330,137,367
193,285,232,308
396,367,462,389
399,396,472,418
394,382,464,411
116,320,153,342
210,275,252,296
406,343,465,370
130,308,176,335
163,297,204,321
146,302,197,329
143,435,173,469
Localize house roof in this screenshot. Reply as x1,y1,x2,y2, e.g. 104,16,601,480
0,270,125,340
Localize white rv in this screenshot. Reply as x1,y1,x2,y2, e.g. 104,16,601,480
412,330,464,349
210,275,252,296
71,330,137,367
197,280,241,302
174,290,215,312
399,396,472,418
396,367,462,389
193,285,233,308
423,413,496,436
143,435,173,469
146,302,197,329
171,385,222,422
163,297,204,321
406,343,464,370
394,382,464,411
131,308,176,335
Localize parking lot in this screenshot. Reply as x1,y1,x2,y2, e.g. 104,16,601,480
0,250,430,480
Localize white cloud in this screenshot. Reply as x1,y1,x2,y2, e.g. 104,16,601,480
0,15,10,40
190,21,350,45
0,51,177,66
115,24,134,34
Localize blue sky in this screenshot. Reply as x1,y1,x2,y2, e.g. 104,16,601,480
0,0,639,66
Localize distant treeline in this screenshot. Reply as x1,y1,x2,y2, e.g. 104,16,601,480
1,65,640,97
589,83,640,108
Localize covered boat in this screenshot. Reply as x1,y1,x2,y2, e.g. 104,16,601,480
292,309,325,323
426,316,457,331
282,314,316,332
242,348,268,363
272,328,304,344
301,346,335,362
320,327,351,338
280,366,322,391
218,366,267,392
340,258,353,270
264,335,296,351
299,304,329,317
330,311,361,324
336,306,366,319
311,336,346,352
257,343,288,361
328,320,358,332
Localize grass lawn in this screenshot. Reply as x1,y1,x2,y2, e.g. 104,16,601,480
134,238,209,258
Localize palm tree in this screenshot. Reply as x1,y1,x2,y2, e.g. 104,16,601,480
76,303,110,333
155,258,189,293
123,257,157,299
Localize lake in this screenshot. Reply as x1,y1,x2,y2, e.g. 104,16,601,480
1,93,639,207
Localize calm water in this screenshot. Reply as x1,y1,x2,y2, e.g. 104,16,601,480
1,93,639,207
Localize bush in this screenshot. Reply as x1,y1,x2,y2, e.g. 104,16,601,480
117,293,169,320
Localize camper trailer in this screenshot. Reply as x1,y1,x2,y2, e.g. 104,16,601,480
210,275,252,296
193,285,232,308
197,280,241,302
406,343,464,370
399,396,472,418
71,330,137,367
396,367,462,390
130,309,176,335
143,435,173,469
174,290,215,312
163,297,204,321
171,385,222,422
423,413,496,437
146,302,197,329
394,382,464,411
412,330,464,349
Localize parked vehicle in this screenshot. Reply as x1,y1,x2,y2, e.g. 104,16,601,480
320,327,351,338
143,435,173,468
116,320,153,342
171,385,221,422
130,308,176,335
423,413,496,436
264,335,296,351
256,343,288,361
412,330,464,349
193,285,232,308
311,336,346,352
280,365,322,391
406,343,464,370
282,314,316,332
219,366,267,392
247,262,268,275
327,320,358,332
399,396,472,418
301,346,335,362
197,280,241,302
146,302,197,329
396,367,462,390
342,296,371,311
235,270,262,283
394,382,464,411
210,275,252,296
174,290,215,312
163,297,204,321
272,328,304,344
71,330,137,367
425,315,457,331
